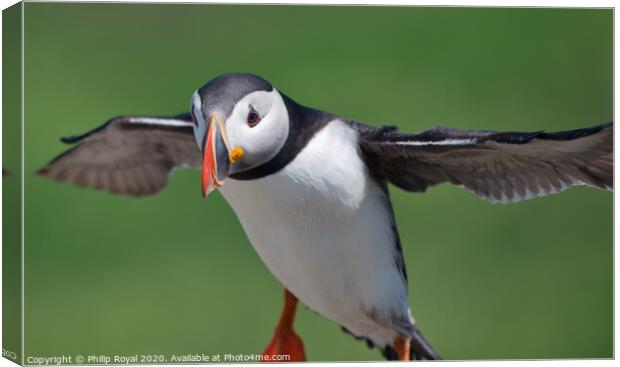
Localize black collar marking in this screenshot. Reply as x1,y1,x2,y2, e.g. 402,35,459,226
230,94,335,181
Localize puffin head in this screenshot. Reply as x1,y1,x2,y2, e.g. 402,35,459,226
190,73,290,197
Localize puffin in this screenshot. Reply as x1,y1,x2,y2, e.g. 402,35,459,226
37,73,613,361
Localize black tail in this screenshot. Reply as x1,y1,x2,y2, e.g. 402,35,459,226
382,325,441,361
343,325,441,360
409,325,442,360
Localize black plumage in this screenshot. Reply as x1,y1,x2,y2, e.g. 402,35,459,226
350,121,612,202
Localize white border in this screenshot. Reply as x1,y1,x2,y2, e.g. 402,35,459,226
0,2,616,367
10,0,619,7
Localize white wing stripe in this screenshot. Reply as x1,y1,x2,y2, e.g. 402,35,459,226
386,138,476,146
127,117,193,127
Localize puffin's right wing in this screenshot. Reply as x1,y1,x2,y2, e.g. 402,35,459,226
37,113,201,197
354,121,612,203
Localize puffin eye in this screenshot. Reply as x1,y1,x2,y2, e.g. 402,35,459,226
190,110,198,126
247,107,261,127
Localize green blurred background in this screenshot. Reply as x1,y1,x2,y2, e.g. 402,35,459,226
18,3,612,362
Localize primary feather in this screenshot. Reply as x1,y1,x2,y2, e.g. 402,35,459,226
351,121,612,203
36,114,200,197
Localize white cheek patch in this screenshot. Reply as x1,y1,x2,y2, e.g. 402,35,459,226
225,89,289,168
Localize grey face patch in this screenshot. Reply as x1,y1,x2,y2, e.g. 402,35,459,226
197,73,273,119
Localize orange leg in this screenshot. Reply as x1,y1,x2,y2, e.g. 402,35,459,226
262,289,306,362
394,336,410,361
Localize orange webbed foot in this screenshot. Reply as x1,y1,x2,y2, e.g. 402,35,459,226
261,289,306,362
262,327,306,362
394,336,411,361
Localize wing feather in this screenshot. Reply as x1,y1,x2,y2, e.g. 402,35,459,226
37,114,201,197
353,121,612,203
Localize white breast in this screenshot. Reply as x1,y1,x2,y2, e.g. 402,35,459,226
219,120,409,347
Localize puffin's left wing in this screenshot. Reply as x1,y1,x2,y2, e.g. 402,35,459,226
37,113,201,197
354,121,612,203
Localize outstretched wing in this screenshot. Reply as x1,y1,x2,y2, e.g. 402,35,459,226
37,113,201,197
354,121,613,203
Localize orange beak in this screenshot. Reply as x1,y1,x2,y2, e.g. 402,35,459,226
201,120,223,197
201,115,244,197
